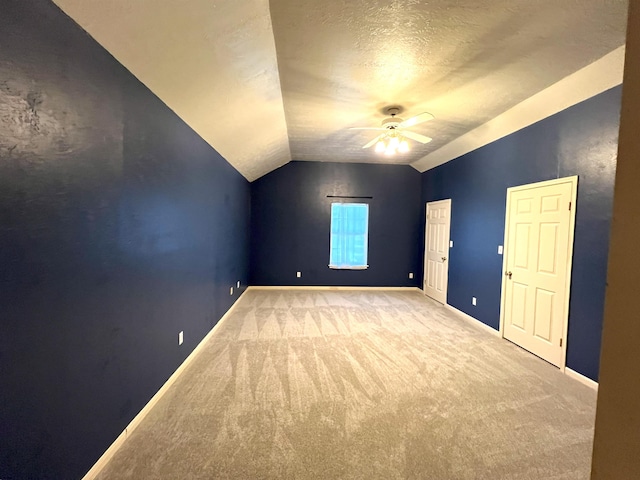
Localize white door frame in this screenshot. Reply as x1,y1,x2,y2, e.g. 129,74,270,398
499,176,578,371
423,199,451,304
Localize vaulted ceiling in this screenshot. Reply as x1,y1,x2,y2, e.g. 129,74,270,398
53,0,628,181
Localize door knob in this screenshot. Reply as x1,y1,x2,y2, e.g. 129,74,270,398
441,257,447,262
505,271,512,279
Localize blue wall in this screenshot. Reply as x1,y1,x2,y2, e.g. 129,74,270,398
0,2,620,477
251,161,422,287
421,86,622,381
0,1,250,478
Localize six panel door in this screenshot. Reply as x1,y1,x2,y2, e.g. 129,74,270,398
503,181,573,367
424,200,451,304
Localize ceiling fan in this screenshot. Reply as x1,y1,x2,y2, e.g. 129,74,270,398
351,107,434,155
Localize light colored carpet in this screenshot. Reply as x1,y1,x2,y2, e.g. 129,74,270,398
95,289,597,479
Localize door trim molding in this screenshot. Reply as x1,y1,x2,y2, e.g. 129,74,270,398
498,175,578,371
423,198,452,304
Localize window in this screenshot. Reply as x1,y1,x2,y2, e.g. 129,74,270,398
329,203,369,269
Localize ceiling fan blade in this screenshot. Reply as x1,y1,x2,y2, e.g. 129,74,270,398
349,127,388,131
401,130,433,144
399,112,434,128
363,134,384,149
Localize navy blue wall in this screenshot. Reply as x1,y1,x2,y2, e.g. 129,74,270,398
0,1,250,478
421,86,622,381
251,161,422,287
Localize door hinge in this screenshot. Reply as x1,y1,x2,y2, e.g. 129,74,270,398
569,202,572,211
560,338,563,347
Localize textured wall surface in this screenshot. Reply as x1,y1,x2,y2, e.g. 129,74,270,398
0,1,250,478
250,162,422,287
421,86,622,382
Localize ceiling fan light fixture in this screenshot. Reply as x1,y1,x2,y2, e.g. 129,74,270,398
354,107,434,153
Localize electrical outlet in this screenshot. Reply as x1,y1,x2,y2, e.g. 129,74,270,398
450,240,454,248
230,287,234,295
472,297,477,306
178,331,183,345
296,271,301,278
498,245,503,255
237,281,240,289
409,272,414,279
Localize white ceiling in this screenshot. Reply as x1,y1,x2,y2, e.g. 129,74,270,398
53,0,628,181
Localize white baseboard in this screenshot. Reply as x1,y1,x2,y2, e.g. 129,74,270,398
81,286,593,479
444,304,501,337
248,286,421,291
444,304,599,390
82,290,249,480
445,303,598,390
565,367,599,390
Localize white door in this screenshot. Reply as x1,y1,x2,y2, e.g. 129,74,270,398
424,199,451,304
501,177,577,368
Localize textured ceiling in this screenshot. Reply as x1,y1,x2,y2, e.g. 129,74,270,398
53,0,628,181
53,0,290,181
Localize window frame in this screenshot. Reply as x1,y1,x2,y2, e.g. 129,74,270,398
328,202,369,270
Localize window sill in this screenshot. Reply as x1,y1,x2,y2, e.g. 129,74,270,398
328,265,369,270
